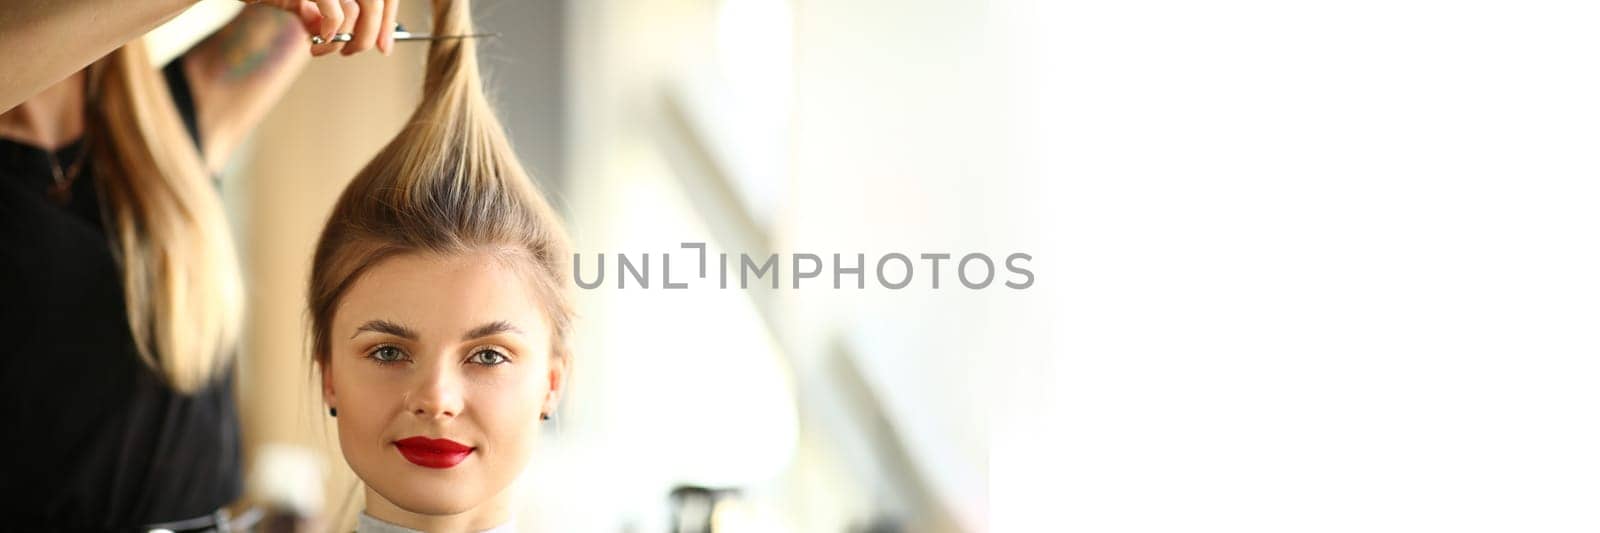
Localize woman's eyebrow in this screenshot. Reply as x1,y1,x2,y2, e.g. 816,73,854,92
462,320,522,341
352,319,418,340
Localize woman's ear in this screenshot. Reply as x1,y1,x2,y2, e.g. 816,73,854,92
320,358,336,409
544,354,567,413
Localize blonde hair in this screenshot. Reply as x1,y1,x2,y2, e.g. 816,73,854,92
307,0,574,369
87,39,244,394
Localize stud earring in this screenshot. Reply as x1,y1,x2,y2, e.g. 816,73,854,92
541,412,550,421
329,407,338,417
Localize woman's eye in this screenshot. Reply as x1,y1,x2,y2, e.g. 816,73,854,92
469,349,509,366
369,346,407,363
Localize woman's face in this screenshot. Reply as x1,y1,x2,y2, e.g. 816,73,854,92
323,250,562,520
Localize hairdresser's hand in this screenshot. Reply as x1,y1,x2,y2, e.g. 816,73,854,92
241,0,402,57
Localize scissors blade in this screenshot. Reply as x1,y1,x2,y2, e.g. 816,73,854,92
393,29,501,41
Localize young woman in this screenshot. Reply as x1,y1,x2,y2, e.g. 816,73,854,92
0,1,400,529
305,1,573,530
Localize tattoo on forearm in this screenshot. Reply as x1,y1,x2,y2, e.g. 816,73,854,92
210,6,303,82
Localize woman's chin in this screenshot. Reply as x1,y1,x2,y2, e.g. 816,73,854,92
369,475,484,516
356,457,488,516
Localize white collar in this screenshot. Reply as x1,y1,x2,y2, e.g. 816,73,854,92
355,511,518,533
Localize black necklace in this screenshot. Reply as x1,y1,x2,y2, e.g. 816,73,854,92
44,70,94,205
44,135,89,205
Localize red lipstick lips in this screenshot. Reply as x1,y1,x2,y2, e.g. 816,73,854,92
394,436,474,468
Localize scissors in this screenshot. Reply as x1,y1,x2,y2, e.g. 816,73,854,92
311,23,501,45
393,23,501,41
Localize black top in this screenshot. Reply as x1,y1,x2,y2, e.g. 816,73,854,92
0,55,242,529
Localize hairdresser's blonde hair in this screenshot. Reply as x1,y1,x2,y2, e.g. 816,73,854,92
88,40,244,394
307,0,574,370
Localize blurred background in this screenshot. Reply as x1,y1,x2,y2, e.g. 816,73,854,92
156,0,1051,531
140,1,1600,531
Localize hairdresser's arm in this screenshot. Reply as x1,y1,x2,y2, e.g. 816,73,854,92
183,1,398,173
0,0,200,112
183,5,310,174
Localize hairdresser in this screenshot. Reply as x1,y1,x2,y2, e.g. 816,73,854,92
0,0,400,530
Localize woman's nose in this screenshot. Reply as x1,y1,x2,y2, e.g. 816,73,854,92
407,364,465,419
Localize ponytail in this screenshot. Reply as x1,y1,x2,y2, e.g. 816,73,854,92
309,0,574,371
